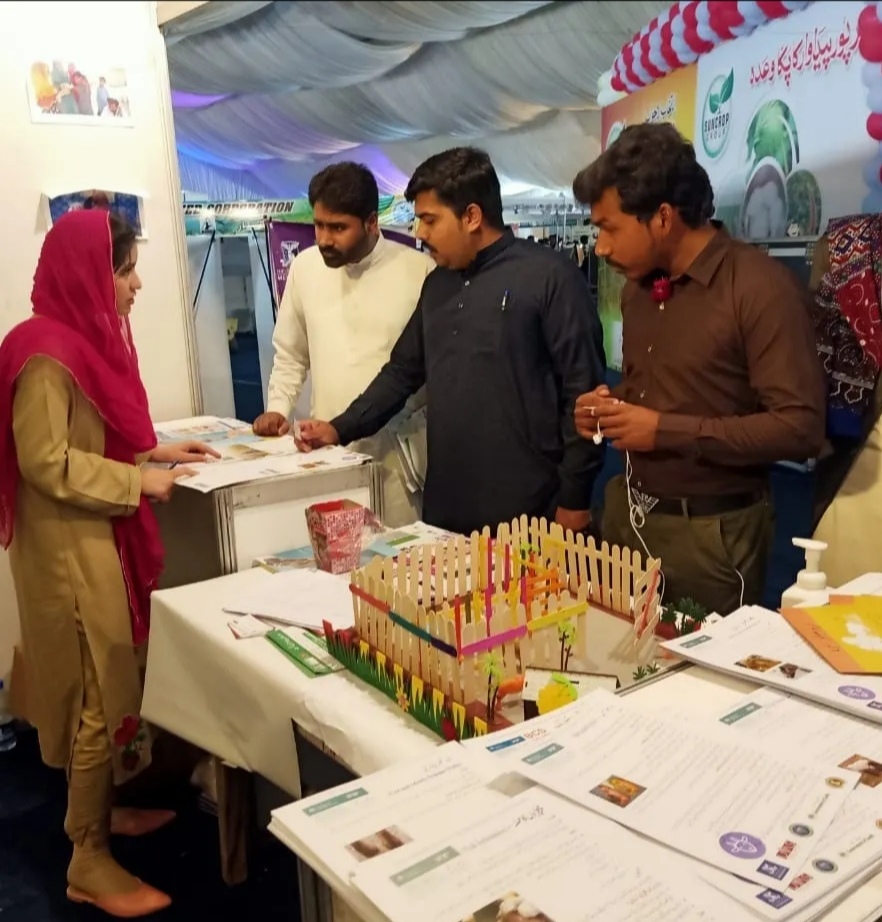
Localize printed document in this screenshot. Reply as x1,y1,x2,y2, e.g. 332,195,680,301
499,689,856,887
661,605,882,725
269,744,507,883
351,788,728,922
223,567,355,631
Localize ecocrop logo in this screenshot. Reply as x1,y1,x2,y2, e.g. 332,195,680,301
701,69,734,158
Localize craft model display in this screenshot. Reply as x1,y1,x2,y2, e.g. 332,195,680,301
322,516,664,741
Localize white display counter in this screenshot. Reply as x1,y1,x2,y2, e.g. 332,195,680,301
154,462,380,588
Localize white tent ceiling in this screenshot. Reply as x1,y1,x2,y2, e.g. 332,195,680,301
166,0,669,202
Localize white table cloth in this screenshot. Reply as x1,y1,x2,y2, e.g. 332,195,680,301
142,567,438,797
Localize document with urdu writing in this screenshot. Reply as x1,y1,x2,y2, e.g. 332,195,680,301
661,606,882,725
351,788,728,922
498,690,857,887
268,743,507,883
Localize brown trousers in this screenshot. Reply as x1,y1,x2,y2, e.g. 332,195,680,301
602,475,775,616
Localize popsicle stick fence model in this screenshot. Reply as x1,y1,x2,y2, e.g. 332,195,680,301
322,516,662,741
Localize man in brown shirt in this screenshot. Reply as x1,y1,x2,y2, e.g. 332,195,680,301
571,123,825,615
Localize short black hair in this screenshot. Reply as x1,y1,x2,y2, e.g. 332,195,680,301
405,147,505,231
109,212,137,272
573,123,714,228
308,162,379,221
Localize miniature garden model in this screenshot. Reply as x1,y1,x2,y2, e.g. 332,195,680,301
323,516,663,740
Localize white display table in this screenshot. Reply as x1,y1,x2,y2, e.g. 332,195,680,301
153,462,380,589
142,567,438,797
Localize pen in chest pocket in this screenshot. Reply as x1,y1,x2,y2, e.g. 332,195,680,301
501,289,510,312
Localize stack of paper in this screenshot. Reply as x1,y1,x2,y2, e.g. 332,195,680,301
223,568,355,632
660,605,882,724
153,414,370,492
270,686,882,922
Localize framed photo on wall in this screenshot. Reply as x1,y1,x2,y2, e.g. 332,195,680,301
27,59,133,126
44,190,146,239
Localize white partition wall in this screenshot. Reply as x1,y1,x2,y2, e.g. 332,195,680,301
189,237,235,418
248,232,276,408
0,1,199,679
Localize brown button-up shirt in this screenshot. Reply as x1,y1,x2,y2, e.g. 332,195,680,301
616,227,826,498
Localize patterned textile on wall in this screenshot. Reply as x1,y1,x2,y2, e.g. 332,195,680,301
811,214,882,439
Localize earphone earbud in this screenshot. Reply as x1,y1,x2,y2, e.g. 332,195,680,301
592,432,603,445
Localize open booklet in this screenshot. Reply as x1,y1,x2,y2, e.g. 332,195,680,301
351,788,738,922
490,689,857,888
660,605,882,725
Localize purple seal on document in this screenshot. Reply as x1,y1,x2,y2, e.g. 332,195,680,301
838,685,876,701
719,832,766,859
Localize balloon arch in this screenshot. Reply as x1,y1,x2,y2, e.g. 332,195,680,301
595,0,822,107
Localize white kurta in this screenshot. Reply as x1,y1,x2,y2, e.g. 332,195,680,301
266,233,434,526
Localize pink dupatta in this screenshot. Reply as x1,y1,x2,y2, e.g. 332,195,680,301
0,209,162,645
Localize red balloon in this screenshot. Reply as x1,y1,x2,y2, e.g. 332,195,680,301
867,112,882,142
861,31,882,64
756,1,788,19
682,2,716,53
640,33,665,80
708,2,735,41
610,68,626,92
858,5,882,37
660,22,683,70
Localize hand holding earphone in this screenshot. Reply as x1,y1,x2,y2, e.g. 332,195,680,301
574,386,620,445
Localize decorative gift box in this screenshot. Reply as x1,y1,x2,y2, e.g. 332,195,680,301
306,499,366,574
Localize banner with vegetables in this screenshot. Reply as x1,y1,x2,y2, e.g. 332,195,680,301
694,0,870,240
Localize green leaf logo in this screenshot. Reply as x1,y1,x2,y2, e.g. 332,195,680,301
709,92,720,114
719,69,734,104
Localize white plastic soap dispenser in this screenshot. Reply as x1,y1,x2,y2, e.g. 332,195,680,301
780,537,828,608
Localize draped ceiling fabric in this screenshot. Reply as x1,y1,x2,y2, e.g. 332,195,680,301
166,1,670,202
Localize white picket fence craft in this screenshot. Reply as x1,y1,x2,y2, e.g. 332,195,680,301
347,516,663,704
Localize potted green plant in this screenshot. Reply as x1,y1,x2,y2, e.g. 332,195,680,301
654,597,708,640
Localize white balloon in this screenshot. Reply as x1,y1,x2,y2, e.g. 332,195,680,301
864,61,882,88
862,190,882,214
697,20,718,44
737,0,765,24
781,0,810,9
631,56,651,86
877,0,882,21
671,34,699,62
671,13,686,36
861,155,882,190
869,84,882,112
695,0,711,25
598,69,613,92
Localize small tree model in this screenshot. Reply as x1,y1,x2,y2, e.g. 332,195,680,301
558,619,576,672
481,652,503,722
656,597,709,639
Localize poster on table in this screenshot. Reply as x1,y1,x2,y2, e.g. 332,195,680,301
266,220,419,303
45,190,145,238
598,66,698,370
693,1,871,240
27,59,132,125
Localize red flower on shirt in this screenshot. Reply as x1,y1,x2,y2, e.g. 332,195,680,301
113,714,141,747
652,275,672,302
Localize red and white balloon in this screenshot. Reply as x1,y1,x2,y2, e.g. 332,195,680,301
604,0,812,97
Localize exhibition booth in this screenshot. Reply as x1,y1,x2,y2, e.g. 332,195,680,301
5,2,882,922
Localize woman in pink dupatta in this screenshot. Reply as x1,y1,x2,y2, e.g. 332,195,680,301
0,209,216,917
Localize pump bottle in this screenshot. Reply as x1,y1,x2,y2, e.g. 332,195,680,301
780,537,828,608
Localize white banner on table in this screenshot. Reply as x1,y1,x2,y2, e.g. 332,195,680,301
499,690,857,888
352,788,729,922
661,606,882,725
269,743,507,883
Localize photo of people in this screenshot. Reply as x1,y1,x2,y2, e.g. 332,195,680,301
344,826,412,862
589,775,646,808
463,892,555,922
840,754,882,789
28,60,132,125
47,190,144,239
775,663,811,680
735,654,781,673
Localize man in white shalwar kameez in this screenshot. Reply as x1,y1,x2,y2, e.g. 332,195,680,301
253,163,434,526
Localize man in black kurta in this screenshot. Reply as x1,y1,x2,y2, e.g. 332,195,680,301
296,148,606,536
